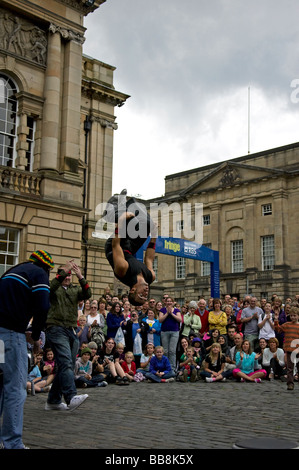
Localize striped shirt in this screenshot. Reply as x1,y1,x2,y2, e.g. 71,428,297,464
0,262,50,339
274,321,299,352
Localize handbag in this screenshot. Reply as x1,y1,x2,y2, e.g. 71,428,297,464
133,332,142,355
133,372,145,382
91,325,105,350
115,326,125,346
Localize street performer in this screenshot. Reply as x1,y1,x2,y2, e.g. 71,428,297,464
104,190,157,306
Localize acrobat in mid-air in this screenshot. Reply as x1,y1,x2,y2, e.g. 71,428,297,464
103,189,157,306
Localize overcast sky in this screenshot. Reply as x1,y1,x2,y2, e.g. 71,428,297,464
83,0,299,200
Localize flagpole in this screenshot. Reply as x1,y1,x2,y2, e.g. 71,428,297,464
248,86,250,154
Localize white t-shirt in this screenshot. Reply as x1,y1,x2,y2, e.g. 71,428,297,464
86,313,104,328
258,312,275,340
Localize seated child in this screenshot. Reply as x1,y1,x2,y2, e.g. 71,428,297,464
116,342,125,365
191,337,204,368
27,351,53,394
121,351,137,382
145,346,176,383
42,348,57,382
177,346,200,382
75,347,107,388
200,342,233,382
88,341,108,387
137,343,155,375
76,315,90,346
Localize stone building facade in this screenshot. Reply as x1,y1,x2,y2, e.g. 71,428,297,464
148,142,299,303
2,1,298,305
0,0,129,295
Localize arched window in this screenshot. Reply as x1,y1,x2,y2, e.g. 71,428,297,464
0,74,18,167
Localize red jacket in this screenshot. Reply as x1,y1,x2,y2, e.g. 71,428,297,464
121,361,136,376
194,309,209,335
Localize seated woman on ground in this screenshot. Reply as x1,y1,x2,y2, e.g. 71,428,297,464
98,337,129,385
232,339,267,383
254,337,268,369
203,328,220,355
225,332,243,370
262,336,287,381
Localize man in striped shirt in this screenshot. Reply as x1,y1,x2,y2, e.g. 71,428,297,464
274,306,299,390
0,250,53,449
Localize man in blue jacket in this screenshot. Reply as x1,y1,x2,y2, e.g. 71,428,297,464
0,249,53,449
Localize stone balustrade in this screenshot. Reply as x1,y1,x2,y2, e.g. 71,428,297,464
0,166,41,196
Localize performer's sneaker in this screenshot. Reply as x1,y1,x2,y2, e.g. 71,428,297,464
67,394,88,411
45,402,68,411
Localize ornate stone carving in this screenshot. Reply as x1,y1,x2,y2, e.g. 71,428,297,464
49,23,85,45
56,0,105,14
219,166,241,186
0,9,47,65
98,118,118,130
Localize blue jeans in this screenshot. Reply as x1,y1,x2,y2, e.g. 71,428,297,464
0,327,28,449
200,369,233,380
145,370,176,383
46,326,79,405
161,330,179,371
75,375,106,387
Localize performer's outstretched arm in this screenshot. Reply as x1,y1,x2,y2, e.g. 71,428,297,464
144,237,157,281
111,235,128,278
111,212,134,277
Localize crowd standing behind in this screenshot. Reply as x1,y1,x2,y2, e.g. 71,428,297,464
26,291,299,394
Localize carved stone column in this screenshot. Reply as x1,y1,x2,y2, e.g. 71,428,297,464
60,32,85,172
272,190,289,267
244,197,257,270
99,118,118,203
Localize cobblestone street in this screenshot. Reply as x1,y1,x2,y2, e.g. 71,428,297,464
22,378,299,451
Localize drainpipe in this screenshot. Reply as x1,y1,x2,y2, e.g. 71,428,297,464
82,115,91,278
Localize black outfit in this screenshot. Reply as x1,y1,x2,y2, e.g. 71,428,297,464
104,196,155,288
122,319,149,352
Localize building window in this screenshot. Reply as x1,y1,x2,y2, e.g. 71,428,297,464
176,257,186,279
261,235,275,271
231,240,243,273
0,227,19,276
25,117,36,172
0,74,18,167
201,243,211,276
203,214,210,226
262,204,272,216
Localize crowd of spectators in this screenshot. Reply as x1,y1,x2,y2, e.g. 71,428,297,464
28,291,299,391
